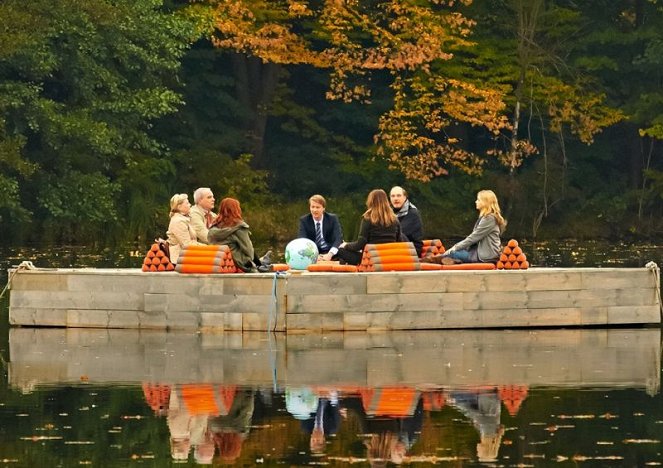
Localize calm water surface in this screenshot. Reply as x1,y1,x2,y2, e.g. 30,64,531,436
0,241,662,466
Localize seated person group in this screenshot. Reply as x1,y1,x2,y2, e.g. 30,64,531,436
166,186,506,271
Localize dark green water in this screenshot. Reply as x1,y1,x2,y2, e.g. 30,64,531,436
1,241,662,466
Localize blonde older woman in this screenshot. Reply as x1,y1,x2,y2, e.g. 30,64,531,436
166,193,202,264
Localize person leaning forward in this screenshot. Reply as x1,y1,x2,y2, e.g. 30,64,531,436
189,187,216,244
298,194,344,261
390,186,424,256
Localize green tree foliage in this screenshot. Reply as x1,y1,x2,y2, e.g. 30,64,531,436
0,0,195,243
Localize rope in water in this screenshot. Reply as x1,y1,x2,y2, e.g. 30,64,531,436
0,261,37,301
267,271,287,392
645,261,662,321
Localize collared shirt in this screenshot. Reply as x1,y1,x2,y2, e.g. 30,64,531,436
313,217,338,255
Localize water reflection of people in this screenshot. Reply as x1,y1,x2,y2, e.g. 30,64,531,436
448,388,505,462
285,387,341,454
340,387,423,465
209,388,255,463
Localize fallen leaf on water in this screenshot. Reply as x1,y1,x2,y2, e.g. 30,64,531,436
121,415,144,420
623,439,660,444
596,441,614,445
20,436,63,441
599,413,619,419
65,441,94,445
557,414,595,419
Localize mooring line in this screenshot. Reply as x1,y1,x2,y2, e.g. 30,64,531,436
645,262,662,320
0,261,37,301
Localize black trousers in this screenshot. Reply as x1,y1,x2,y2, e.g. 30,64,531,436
336,248,362,265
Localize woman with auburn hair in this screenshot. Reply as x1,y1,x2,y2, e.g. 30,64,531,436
336,189,402,265
166,193,202,264
434,189,506,265
207,198,270,272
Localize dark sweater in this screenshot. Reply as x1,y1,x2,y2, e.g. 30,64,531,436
395,203,423,256
344,218,402,252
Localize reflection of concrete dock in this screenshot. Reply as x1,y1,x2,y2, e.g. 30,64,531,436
8,328,660,395
7,266,662,330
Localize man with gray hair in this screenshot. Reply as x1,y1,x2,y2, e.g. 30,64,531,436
190,187,216,243
390,186,424,256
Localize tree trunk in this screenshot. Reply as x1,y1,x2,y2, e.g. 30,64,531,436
230,53,281,168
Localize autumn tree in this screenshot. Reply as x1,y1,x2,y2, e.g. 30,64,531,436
201,0,516,181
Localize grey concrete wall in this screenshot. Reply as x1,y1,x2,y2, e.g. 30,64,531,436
7,266,662,330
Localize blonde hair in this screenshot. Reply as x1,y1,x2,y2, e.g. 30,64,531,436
477,190,506,231
169,193,189,218
308,194,326,208
363,189,397,226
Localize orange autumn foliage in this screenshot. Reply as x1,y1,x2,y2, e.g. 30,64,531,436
206,0,513,181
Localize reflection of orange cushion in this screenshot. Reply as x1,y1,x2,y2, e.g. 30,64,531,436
180,384,220,416
142,383,171,413
360,387,421,417
179,384,237,416
498,385,528,416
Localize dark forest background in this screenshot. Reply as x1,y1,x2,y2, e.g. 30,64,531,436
1,0,662,247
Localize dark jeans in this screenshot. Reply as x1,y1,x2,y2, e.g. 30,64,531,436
336,248,363,265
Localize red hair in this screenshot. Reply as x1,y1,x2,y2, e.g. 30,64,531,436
211,198,243,228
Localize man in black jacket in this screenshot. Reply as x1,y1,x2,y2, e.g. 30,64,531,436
390,186,424,256
298,194,344,261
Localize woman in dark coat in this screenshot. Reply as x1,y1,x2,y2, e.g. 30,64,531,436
336,189,402,265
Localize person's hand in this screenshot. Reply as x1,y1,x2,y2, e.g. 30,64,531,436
339,242,346,249
319,253,332,261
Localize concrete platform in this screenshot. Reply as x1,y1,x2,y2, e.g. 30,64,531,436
7,266,662,330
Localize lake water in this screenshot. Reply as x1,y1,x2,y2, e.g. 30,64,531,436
1,241,662,466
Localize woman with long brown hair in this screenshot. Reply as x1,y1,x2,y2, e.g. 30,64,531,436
207,198,271,272
336,189,402,265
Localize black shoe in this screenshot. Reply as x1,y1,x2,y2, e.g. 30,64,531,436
259,250,272,266
257,264,273,273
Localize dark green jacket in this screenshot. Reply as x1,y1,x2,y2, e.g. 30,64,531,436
208,221,256,272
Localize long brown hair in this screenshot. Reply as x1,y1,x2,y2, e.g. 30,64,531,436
211,197,243,228
363,189,397,226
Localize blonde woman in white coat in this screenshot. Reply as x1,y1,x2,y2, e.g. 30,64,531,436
166,193,201,264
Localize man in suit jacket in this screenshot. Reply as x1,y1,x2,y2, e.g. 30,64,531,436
298,194,344,261
390,186,424,256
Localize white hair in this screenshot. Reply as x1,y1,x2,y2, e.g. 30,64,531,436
193,187,212,205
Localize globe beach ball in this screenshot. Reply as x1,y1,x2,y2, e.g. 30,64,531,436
285,238,319,270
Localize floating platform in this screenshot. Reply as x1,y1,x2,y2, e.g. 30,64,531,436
6,266,662,331
7,328,660,394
